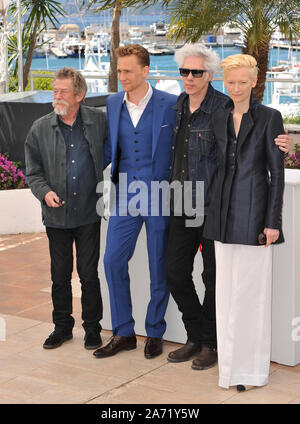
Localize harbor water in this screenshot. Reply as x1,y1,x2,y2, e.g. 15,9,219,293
31,44,299,106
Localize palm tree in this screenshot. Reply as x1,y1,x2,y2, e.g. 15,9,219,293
161,0,300,102
83,0,300,100
108,0,122,92
82,0,160,91
9,0,65,90
82,0,122,92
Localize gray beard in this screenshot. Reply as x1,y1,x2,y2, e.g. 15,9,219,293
52,101,69,116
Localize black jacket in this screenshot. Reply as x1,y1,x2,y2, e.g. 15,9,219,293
170,84,228,214
204,96,285,246
25,105,107,226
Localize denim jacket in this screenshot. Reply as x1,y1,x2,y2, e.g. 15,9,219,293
171,83,228,214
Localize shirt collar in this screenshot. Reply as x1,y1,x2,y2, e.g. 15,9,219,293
173,83,216,114
195,83,215,114
58,107,81,129
123,83,153,106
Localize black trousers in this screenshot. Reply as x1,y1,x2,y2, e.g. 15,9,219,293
46,222,102,334
166,216,216,348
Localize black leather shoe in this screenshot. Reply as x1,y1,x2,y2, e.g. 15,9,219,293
191,345,218,370
167,342,202,363
93,335,137,358
84,330,102,350
144,337,163,359
43,331,73,349
237,385,254,391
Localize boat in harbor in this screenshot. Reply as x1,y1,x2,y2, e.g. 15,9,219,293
49,47,67,58
90,32,110,53
150,22,168,36
128,26,144,43
267,91,300,117
267,59,300,117
60,31,86,57
233,34,245,48
271,28,300,51
155,76,181,95
80,48,109,94
145,43,175,55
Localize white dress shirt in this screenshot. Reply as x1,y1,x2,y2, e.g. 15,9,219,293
123,83,153,128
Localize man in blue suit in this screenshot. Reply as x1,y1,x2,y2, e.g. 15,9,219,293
94,44,177,359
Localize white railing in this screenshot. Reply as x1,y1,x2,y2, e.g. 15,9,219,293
27,69,300,110
28,68,300,87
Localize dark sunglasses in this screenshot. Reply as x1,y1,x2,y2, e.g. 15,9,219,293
179,68,207,78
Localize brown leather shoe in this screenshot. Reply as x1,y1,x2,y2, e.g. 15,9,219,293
167,342,202,363
191,345,218,370
144,337,163,359
93,335,136,358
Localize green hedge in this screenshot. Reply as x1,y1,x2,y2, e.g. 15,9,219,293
283,116,300,125
9,70,54,92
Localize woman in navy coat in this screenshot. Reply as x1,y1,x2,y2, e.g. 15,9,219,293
204,54,285,391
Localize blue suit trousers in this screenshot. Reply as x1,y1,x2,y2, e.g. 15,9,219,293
104,213,170,338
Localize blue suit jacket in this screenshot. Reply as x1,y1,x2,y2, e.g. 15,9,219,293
104,87,177,183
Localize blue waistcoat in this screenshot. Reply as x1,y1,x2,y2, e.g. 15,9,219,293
118,98,153,185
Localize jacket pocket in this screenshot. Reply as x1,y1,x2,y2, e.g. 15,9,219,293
197,130,216,158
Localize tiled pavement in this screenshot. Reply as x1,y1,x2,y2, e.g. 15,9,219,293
0,233,300,404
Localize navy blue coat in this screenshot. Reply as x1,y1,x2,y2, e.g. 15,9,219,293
204,96,285,246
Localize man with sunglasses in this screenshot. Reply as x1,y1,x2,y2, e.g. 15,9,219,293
166,43,291,371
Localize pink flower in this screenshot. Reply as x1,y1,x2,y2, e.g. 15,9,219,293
0,152,26,190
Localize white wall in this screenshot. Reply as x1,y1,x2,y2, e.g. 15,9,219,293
2,171,300,366
0,188,44,235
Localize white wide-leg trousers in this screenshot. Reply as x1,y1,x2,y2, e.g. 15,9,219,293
215,241,273,388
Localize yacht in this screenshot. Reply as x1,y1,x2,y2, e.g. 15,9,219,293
81,48,109,94
267,60,300,117
150,22,168,36
128,27,143,43
60,32,86,57
233,34,245,48
91,32,110,53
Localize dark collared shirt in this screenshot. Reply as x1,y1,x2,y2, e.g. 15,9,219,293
44,111,100,229
221,113,239,240
171,97,190,185
170,97,193,214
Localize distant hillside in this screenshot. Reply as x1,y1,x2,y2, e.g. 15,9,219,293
60,0,168,16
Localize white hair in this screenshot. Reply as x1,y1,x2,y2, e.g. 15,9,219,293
174,43,220,74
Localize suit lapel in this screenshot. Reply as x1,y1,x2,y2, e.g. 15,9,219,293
109,93,123,161
152,88,165,159
214,108,230,159
215,107,254,159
